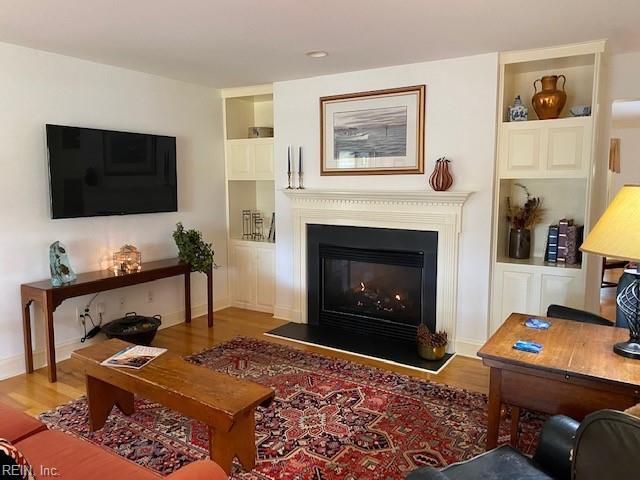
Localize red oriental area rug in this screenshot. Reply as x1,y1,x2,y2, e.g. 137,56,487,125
40,338,544,479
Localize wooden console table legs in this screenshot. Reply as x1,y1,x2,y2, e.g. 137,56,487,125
22,288,58,383
206,266,214,327
184,266,214,327
184,270,191,323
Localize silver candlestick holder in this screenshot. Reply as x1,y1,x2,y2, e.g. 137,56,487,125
297,172,305,189
286,171,293,189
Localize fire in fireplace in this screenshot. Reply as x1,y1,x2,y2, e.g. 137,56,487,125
322,249,422,325
307,224,437,342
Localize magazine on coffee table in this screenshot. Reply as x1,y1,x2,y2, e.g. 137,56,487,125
101,345,167,369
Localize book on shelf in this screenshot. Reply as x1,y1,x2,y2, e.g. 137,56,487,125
566,225,584,265
557,219,574,263
545,225,559,263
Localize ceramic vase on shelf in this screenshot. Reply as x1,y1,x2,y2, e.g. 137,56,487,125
532,75,567,120
508,95,528,121
508,228,531,259
429,157,453,191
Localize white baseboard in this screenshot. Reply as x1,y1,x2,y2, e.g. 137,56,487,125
454,338,484,358
230,300,273,314
273,305,293,321
0,298,231,381
272,305,303,323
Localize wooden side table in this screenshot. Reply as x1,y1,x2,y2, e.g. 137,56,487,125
21,258,213,383
478,313,640,450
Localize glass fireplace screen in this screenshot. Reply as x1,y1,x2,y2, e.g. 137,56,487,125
322,256,422,325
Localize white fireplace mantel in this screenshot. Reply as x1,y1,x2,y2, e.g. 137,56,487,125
283,188,472,352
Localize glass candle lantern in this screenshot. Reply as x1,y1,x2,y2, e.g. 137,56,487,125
112,244,142,275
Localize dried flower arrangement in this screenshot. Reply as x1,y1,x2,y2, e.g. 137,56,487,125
417,323,448,348
506,183,543,229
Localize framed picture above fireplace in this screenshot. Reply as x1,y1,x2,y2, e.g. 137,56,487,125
320,85,426,175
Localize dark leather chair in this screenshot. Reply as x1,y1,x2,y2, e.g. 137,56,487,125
546,304,612,326
406,410,640,480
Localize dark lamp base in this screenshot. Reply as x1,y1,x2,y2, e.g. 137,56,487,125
613,340,640,360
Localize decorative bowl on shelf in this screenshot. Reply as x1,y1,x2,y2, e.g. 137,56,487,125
570,105,591,117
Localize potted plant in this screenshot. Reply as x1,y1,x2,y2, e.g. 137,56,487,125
417,324,448,361
172,223,214,272
506,184,543,259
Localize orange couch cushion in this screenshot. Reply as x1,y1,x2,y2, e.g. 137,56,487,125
0,404,46,443
16,430,160,480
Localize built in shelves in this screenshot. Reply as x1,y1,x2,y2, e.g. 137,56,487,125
489,40,605,333
497,255,583,271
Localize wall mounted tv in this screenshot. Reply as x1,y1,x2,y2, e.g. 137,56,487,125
46,124,178,219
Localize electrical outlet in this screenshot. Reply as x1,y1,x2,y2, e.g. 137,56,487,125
97,302,105,314
147,290,154,303
76,307,84,324
119,296,126,310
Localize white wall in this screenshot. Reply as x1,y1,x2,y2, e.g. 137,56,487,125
0,42,227,379
609,121,640,200
585,51,640,309
272,53,499,351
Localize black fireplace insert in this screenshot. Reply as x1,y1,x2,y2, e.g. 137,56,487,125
307,224,437,341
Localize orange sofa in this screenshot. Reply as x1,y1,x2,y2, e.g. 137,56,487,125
0,403,228,479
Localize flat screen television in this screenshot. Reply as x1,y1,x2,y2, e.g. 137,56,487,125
46,124,178,219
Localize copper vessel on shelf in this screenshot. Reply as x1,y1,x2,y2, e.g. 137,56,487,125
532,75,567,120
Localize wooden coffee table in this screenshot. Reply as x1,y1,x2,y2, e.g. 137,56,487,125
72,339,275,474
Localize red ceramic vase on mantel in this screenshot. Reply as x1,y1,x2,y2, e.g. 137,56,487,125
429,157,453,191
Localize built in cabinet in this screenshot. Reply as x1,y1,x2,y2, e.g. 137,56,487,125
489,41,605,333
223,85,276,312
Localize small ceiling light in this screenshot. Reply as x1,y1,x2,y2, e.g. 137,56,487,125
306,50,328,58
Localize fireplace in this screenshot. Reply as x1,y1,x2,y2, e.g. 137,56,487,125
307,224,437,341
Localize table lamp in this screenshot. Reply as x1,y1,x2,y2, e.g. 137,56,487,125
581,184,640,359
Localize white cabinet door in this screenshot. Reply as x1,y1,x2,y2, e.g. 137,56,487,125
546,121,591,176
540,273,584,313
502,126,541,173
492,265,537,332
499,269,536,319
256,247,275,309
254,140,275,180
226,139,274,180
499,117,592,178
227,142,254,180
229,241,275,313
230,243,256,306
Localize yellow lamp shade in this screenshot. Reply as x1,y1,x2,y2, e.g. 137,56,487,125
581,185,640,261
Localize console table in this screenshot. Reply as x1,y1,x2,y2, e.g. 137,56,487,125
21,258,213,383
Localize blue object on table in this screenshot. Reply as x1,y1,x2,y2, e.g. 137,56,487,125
525,318,551,330
513,340,543,354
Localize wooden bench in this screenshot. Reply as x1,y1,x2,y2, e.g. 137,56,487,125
72,339,275,474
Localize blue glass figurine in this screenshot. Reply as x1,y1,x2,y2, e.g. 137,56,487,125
508,95,528,122
49,241,76,287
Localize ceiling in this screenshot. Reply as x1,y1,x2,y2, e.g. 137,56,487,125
1,0,639,87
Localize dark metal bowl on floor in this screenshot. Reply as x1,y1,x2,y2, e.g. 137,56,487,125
102,312,161,346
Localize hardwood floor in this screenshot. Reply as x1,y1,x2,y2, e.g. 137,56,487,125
0,307,489,416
